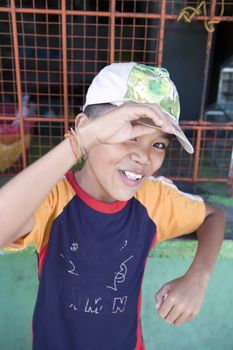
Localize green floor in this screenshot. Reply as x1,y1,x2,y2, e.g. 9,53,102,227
0,250,233,350
142,257,233,350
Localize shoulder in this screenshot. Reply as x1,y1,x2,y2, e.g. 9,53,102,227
42,176,75,217
134,176,205,242
135,176,203,204
46,176,76,206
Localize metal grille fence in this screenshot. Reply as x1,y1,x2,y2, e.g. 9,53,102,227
0,0,233,193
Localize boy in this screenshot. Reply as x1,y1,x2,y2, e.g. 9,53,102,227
0,62,225,350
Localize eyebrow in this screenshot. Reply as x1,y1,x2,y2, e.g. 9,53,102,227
156,133,172,141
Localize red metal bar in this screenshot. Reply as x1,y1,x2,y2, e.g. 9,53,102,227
0,7,233,22
142,1,150,63
157,0,166,67
61,0,69,132
193,128,202,181
110,0,116,63
199,0,216,120
10,0,27,168
1,116,233,131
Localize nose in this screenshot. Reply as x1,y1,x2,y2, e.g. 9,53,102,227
129,145,151,165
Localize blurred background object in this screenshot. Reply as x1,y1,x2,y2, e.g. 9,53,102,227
0,97,36,171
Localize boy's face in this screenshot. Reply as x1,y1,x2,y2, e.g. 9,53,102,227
77,128,170,203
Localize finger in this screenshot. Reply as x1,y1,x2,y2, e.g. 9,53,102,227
148,104,178,132
124,103,165,127
133,104,176,134
160,122,177,134
155,285,170,310
131,124,157,138
155,292,168,310
157,297,174,319
164,306,183,325
174,312,193,326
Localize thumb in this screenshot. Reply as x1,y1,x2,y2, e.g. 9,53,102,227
155,284,170,310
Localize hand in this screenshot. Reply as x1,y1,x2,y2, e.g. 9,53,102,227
78,102,177,150
155,272,209,326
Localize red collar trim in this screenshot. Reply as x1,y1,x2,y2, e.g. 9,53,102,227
66,171,128,214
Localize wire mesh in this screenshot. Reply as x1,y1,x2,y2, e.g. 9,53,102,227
198,128,233,179
115,16,160,65
17,12,64,115
0,0,232,192
0,12,17,106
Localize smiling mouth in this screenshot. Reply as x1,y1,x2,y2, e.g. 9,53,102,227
119,170,144,185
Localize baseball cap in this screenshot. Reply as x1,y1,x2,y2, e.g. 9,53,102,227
83,62,194,154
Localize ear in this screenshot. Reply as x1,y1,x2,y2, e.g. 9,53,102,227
75,113,90,127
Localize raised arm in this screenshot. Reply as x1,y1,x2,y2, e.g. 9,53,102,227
0,102,175,246
0,138,77,246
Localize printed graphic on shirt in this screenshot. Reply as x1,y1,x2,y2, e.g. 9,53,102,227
58,239,140,315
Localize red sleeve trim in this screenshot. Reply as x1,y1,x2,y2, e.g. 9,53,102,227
38,244,49,278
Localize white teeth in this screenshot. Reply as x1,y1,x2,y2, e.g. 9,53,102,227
124,171,143,180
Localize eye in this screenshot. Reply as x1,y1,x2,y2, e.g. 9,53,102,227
152,142,168,150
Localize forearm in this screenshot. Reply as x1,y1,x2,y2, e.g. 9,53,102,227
0,138,77,245
155,205,225,326
186,206,225,281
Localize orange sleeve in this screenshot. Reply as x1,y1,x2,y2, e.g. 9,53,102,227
2,178,75,253
135,176,206,242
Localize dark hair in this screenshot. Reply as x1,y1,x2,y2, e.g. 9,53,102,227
83,103,116,120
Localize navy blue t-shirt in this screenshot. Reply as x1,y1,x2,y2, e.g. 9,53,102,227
8,172,204,349
32,172,157,349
